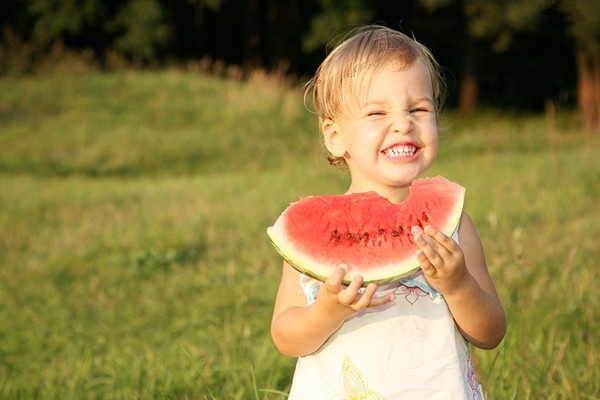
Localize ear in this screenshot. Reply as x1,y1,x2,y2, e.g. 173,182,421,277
322,118,346,158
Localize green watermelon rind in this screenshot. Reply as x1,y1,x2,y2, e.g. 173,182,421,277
267,177,465,286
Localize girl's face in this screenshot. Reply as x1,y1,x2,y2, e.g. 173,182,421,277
322,60,439,202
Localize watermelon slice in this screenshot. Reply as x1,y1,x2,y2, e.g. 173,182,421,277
267,176,465,285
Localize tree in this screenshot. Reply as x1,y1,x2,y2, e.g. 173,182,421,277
302,0,373,53
561,0,600,133
4,0,171,68
107,0,170,64
419,0,554,114
27,0,104,50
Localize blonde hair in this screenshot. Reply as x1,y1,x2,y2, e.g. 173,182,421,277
304,25,446,168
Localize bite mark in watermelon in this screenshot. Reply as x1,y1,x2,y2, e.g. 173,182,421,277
267,176,465,286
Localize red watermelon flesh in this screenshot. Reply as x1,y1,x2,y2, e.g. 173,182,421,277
267,176,465,285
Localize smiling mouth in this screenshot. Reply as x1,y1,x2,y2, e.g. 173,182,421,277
382,144,418,158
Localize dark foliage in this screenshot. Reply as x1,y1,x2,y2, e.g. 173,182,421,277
0,0,593,114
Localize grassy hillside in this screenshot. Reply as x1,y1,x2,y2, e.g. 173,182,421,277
0,71,598,399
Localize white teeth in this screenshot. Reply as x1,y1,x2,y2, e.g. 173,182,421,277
383,145,416,157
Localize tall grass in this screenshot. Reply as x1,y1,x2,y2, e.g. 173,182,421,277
0,70,598,399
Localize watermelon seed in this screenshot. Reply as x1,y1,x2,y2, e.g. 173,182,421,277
391,230,400,237
378,229,385,235
346,232,353,240
332,230,341,242
362,232,369,240
422,213,429,222
398,226,404,234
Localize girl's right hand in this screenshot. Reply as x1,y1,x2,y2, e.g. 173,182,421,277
314,264,396,321
271,262,396,357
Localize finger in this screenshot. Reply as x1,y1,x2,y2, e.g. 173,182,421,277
416,250,437,276
369,291,396,307
423,225,460,253
412,228,443,265
325,264,349,294
339,275,365,305
341,282,375,310
412,226,438,249
325,264,348,286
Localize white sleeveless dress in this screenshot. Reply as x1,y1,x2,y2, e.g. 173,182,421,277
287,230,485,399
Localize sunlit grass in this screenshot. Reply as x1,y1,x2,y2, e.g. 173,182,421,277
0,71,313,176
0,70,598,398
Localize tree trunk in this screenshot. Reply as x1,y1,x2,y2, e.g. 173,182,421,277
242,0,262,70
459,36,480,115
459,73,478,115
576,49,600,133
265,0,298,70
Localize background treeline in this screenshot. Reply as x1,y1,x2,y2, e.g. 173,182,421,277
1,0,599,131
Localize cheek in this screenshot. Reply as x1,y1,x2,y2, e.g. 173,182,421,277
426,122,439,143
429,143,439,161
425,125,439,158
432,133,439,151
344,126,374,148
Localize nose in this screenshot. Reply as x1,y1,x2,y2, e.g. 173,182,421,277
391,112,413,135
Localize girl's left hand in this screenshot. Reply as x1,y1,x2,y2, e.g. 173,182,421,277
411,225,470,296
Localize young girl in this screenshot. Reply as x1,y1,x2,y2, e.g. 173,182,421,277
271,26,506,399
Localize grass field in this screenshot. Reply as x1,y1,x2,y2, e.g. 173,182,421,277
0,70,598,399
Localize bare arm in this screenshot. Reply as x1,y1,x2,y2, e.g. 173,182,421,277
271,263,395,357
412,212,506,349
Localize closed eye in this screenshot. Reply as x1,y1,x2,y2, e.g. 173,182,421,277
410,107,431,114
410,98,435,114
